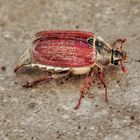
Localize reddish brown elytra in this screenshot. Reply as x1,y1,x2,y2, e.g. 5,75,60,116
14,30,127,109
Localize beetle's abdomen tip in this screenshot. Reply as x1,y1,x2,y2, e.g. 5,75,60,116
14,65,21,73
14,66,18,73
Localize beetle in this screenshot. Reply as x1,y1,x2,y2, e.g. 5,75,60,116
14,30,127,109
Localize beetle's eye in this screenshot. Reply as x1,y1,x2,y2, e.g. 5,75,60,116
87,37,94,46
114,50,119,57
114,61,118,65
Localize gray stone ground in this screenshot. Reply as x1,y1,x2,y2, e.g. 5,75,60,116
0,0,140,140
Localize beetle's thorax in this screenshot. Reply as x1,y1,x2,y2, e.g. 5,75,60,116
95,49,112,67
94,37,112,67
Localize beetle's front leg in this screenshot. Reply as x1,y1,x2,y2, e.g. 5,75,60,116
75,69,94,109
97,68,108,102
22,72,69,88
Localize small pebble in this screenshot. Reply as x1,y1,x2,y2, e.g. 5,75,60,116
1,66,6,71
28,102,36,109
135,59,140,62
14,81,18,85
130,115,135,120
75,25,79,29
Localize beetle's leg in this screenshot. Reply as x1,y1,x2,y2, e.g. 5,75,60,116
22,72,69,88
75,69,94,109
97,68,108,102
22,76,52,88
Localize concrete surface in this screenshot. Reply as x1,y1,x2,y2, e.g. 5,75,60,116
0,0,140,140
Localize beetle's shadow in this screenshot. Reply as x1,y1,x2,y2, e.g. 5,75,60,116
15,65,124,86
60,65,123,85
102,65,124,84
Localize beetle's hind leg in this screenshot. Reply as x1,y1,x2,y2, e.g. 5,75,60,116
97,68,108,102
22,72,70,88
75,69,94,109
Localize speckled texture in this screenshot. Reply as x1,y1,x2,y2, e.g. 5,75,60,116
0,0,140,140
32,31,95,67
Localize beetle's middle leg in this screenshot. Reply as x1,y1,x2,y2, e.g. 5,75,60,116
22,72,70,88
97,67,108,102
75,68,94,109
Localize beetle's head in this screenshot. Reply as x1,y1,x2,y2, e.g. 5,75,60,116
112,49,127,65
14,48,31,72
111,39,127,73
